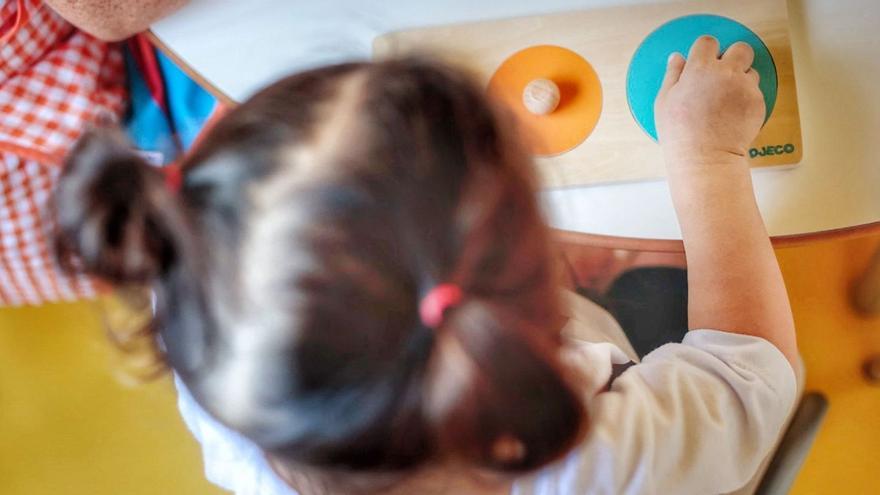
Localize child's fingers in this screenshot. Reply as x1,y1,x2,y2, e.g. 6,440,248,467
747,68,761,85
722,42,755,72
687,35,720,66
659,52,686,95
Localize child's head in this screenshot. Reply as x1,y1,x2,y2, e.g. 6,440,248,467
54,59,585,492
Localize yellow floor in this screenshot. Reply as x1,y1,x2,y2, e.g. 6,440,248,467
0,300,224,495
0,236,878,494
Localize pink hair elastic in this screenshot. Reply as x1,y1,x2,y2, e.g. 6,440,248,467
419,284,463,328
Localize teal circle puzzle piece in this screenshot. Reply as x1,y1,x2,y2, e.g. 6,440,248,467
626,14,778,141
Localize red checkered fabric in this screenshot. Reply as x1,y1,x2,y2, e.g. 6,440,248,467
0,0,126,306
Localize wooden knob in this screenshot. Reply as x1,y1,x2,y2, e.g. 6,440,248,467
864,355,880,384
522,78,560,115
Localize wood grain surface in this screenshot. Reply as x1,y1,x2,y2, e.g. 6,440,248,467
374,0,802,188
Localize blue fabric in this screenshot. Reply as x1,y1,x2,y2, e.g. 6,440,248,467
157,51,218,151
123,45,218,164
123,51,177,163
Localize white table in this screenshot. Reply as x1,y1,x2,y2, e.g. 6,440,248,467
151,0,880,244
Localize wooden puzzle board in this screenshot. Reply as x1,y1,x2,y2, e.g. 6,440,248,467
373,0,802,188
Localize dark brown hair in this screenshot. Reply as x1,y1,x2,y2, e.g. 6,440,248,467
54,59,586,489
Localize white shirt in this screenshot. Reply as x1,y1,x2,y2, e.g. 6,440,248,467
175,291,797,495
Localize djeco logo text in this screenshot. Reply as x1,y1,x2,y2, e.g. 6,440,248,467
750,144,796,158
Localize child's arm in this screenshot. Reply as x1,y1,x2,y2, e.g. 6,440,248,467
44,0,188,41
655,36,798,368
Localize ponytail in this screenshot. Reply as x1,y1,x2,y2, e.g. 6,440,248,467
53,129,186,284
427,299,586,472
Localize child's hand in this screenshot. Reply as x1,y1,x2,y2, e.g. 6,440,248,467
655,36,765,168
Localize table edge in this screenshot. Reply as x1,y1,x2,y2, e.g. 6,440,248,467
554,221,880,252
146,30,238,106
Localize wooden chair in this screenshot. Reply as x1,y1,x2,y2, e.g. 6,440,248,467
554,231,828,495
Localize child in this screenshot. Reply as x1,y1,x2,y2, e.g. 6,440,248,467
53,36,798,494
